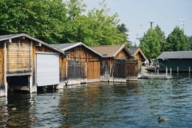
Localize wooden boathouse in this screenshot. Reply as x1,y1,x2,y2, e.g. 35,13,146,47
51,42,102,85
128,48,147,71
0,34,65,97
90,45,137,82
156,51,192,72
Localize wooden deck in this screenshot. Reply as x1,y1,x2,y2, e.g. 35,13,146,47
139,73,172,79
139,66,172,79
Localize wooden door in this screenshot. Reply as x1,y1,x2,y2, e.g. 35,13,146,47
87,61,100,79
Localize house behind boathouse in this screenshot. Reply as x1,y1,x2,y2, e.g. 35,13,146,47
157,51,192,72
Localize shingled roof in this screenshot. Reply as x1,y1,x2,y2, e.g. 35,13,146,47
157,51,192,59
90,44,132,58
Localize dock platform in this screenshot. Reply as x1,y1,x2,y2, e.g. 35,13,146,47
139,66,172,80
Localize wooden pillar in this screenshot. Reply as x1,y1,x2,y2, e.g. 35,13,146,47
29,75,32,93
170,68,172,76
177,67,179,73
66,58,68,78
4,42,7,96
166,67,168,76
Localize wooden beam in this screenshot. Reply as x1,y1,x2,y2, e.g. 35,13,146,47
4,42,7,96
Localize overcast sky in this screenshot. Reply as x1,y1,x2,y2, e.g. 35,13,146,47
83,0,192,45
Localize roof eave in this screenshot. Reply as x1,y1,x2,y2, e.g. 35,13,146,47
0,33,65,55
60,42,103,58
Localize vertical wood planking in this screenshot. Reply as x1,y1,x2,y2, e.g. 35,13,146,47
0,43,5,86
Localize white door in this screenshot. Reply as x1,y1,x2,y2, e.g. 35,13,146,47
36,53,59,86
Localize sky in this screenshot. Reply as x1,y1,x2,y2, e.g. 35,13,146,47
83,0,192,45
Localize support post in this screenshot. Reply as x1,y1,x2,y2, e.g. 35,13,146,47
170,68,172,76
189,67,191,74
29,75,32,93
177,67,179,73
166,67,168,76
4,42,7,97
155,67,156,74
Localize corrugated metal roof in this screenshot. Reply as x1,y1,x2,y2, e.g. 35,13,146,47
51,42,102,57
50,43,80,50
157,51,192,59
0,33,64,54
128,48,138,56
0,34,19,40
90,45,131,58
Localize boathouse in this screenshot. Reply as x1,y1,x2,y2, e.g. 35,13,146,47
0,34,65,97
157,51,192,72
90,45,135,82
128,48,147,71
51,42,102,85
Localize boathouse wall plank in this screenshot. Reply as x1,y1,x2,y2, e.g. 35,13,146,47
116,49,129,59
0,43,5,86
6,38,32,73
65,45,100,79
126,59,138,78
134,52,143,71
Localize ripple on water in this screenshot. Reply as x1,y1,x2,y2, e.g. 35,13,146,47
1,74,192,127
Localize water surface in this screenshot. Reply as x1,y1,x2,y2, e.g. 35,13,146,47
0,73,192,127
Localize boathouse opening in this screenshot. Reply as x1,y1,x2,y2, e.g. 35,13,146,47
7,75,29,92
100,61,110,78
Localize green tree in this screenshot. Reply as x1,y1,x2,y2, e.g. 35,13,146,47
188,36,192,50
154,25,166,52
139,28,161,59
62,0,87,43
84,0,125,46
117,23,130,47
166,26,189,51
0,0,67,44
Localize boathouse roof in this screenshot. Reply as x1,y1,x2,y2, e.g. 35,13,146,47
128,48,147,60
90,44,132,58
50,42,102,57
157,51,192,59
0,33,64,54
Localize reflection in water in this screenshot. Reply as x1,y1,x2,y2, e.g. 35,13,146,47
0,73,192,127
0,93,36,127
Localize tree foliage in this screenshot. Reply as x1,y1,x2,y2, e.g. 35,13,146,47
0,0,67,44
117,23,131,47
154,25,166,52
0,0,126,46
139,28,161,59
166,26,189,51
188,36,192,50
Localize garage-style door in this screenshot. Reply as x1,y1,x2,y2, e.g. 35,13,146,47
36,53,59,86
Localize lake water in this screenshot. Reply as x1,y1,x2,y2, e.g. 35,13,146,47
0,73,192,128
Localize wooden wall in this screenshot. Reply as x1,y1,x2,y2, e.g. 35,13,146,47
0,43,5,87
116,49,130,59
6,38,32,73
134,52,143,71
101,49,130,78
100,59,114,77
87,61,100,79
126,59,138,78
65,45,100,79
